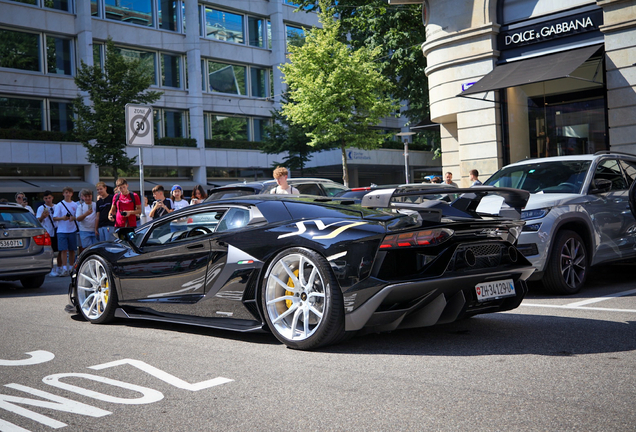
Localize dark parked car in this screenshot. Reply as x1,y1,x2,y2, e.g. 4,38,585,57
0,203,53,288
336,183,456,203
67,187,533,350
206,178,347,200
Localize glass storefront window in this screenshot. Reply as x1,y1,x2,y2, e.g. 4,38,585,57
161,54,180,88
248,17,264,47
503,55,607,162
286,25,305,49
208,61,246,95
49,101,74,132
105,0,153,27
250,68,268,98
0,29,40,72
204,8,244,44
0,97,43,130
115,47,157,85
46,36,72,76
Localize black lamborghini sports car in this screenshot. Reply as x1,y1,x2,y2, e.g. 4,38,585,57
67,186,535,350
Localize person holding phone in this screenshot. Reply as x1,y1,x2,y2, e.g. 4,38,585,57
108,178,141,228
148,184,173,219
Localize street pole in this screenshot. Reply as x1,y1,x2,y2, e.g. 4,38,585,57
404,140,409,184
139,147,146,224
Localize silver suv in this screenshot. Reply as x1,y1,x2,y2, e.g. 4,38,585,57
484,153,636,294
0,202,53,288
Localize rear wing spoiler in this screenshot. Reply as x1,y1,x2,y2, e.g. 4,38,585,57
361,186,530,220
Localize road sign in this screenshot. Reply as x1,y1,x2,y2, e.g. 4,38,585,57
125,104,154,146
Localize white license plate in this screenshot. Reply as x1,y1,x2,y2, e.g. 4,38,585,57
0,239,24,249
476,279,516,302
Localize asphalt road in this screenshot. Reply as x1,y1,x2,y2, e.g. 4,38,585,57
1,265,635,432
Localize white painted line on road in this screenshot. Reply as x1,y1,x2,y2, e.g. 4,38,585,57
522,303,636,313
563,288,636,307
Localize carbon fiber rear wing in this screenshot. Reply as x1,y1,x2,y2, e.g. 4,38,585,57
361,186,530,220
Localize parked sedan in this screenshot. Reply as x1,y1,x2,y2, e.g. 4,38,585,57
484,152,636,294
0,203,53,288
206,178,347,200
67,188,533,350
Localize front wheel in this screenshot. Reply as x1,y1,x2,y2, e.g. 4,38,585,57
76,256,118,323
543,230,587,294
262,248,344,350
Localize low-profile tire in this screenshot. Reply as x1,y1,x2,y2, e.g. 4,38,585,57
76,255,118,324
542,230,587,294
261,247,344,350
20,275,45,289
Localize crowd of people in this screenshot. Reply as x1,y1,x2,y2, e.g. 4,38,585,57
10,179,208,278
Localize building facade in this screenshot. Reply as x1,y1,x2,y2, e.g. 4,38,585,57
0,0,439,198
391,0,636,186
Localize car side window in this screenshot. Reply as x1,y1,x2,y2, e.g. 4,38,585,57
216,208,250,232
594,159,627,191
143,209,226,246
322,184,347,197
295,184,322,195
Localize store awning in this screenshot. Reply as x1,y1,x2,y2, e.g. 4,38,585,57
411,116,440,130
0,179,94,194
460,44,603,96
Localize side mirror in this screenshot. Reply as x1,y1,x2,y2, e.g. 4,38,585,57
116,227,135,241
589,178,612,194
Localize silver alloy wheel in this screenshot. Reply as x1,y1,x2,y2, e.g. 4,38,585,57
264,253,326,341
560,237,586,290
77,258,112,321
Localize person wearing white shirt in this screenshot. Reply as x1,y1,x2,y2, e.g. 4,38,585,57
53,187,78,276
15,192,34,214
37,190,62,277
270,167,300,195
170,185,189,232
75,188,98,253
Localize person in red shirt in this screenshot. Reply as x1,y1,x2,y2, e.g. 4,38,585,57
107,178,141,228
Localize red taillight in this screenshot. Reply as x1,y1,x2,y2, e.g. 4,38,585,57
33,232,51,246
380,228,453,249
187,217,194,224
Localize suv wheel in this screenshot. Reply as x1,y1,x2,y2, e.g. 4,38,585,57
543,230,587,294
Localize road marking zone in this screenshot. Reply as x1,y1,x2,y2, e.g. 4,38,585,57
522,288,636,313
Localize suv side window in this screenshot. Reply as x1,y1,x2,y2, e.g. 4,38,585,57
594,159,627,191
295,184,322,195
619,160,636,186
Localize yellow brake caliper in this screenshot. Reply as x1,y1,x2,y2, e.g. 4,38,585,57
99,279,109,313
285,269,299,309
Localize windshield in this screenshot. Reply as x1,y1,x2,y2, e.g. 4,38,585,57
485,160,591,194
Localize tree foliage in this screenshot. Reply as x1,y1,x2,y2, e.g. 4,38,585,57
280,1,398,186
73,38,162,179
260,104,323,176
293,0,429,124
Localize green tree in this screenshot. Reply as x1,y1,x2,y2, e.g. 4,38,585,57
293,0,429,124
73,38,162,179
260,105,323,176
280,1,398,186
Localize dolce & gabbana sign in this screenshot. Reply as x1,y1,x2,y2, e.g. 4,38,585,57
498,9,603,50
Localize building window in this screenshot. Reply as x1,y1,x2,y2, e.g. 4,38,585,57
250,67,268,98
115,46,157,85
159,0,182,32
8,0,71,12
161,53,181,88
248,16,264,48
91,0,98,16
208,61,246,95
204,7,244,44
154,109,187,138
49,101,74,132
0,96,43,130
286,25,306,49
105,0,153,27
205,114,248,141
252,118,270,142
93,43,103,68
46,36,73,76
0,29,40,72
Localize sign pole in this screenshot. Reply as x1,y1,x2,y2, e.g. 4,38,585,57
139,147,145,224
